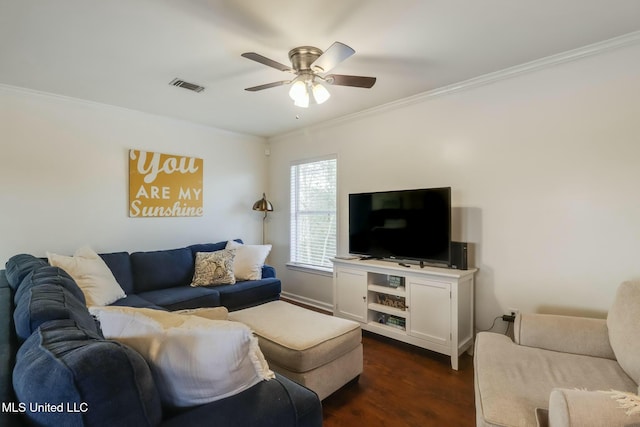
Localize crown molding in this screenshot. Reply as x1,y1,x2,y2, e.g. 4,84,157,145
0,83,263,140
270,30,640,142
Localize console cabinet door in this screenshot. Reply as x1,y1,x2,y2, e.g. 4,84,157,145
334,268,367,323
407,278,451,347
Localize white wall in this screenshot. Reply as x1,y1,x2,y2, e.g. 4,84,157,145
267,41,640,328
0,86,268,265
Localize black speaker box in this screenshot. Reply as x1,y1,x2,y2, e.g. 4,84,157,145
450,241,471,270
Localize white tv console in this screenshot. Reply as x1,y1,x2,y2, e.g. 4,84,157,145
331,258,476,370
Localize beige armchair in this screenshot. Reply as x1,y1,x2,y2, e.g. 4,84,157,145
474,281,640,427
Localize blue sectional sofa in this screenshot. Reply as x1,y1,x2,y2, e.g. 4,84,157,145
101,240,281,311
0,241,323,427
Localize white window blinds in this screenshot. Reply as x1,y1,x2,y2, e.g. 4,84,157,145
290,157,337,270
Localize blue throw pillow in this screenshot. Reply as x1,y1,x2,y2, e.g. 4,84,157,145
13,319,162,427
4,254,49,291
14,283,100,342
14,265,86,306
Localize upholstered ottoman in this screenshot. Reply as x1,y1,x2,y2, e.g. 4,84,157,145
229,300,363,400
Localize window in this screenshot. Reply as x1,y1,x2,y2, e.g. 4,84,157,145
290,156,337,270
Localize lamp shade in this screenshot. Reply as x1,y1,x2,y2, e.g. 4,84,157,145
288,80,307,101
252,193,273,212
312,83,331,104
293,90,309,108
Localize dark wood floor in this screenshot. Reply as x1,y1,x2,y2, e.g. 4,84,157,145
321,332,475,427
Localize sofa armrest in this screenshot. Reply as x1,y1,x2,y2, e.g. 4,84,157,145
262,264,276,279
514,313,615,359
160,374,321,427
1,272,24,427
548,388,640,427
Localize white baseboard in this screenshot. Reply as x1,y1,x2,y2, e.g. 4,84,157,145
280,292,333,313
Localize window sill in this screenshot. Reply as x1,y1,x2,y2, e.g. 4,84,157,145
286,263,333,277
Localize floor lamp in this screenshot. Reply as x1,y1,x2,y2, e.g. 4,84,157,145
252,193,273,244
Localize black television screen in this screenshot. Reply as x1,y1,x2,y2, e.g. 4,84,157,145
349,187,451,265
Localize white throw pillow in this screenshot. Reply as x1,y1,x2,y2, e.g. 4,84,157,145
47,246,126,306
225,241,272,281
89,306,275,408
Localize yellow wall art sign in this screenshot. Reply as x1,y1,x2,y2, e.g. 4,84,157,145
129,149,203,217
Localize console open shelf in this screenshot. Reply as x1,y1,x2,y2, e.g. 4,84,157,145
367,302,406,317
367,283,406,297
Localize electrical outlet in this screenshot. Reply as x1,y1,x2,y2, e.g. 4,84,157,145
501,308,520,323
502,307,519,323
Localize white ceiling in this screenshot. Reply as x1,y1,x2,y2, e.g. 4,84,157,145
2,1,640,138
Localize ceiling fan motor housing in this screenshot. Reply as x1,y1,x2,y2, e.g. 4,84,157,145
288,46,323,72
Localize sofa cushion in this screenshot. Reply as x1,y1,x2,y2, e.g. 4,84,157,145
99,251,135,295
216,278,281,311
607,280,640,385
262,264,276,279
160,373,322,427
474,332,636,427
4,254,49,291
14,266,86,306
187,239,242,258
14,283,100,342
130,247,194,293
191,250,236,287
137,286,221,311
48,246,126,306
13,319,162,427
110,294,166,310
90,306,274,408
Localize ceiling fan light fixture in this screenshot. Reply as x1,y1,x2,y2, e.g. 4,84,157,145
312,82,330,104
293,89,310,108
288,79,307,101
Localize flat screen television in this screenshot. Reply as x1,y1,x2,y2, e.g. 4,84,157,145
349,187,451,266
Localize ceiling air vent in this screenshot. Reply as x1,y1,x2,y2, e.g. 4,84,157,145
169,78,205,93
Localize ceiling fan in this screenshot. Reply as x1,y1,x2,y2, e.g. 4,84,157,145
242,41,376,108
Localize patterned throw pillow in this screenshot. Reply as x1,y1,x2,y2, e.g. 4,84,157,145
191,249,236,287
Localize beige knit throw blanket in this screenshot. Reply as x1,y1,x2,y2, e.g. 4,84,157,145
601,390,640,416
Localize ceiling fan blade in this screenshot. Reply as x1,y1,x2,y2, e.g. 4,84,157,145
310,42,355,73
241,52,292,72
325,74,376,88
244,80,290,91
